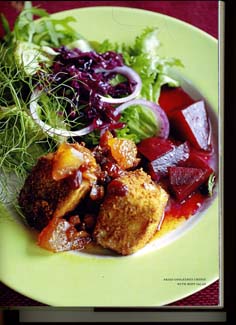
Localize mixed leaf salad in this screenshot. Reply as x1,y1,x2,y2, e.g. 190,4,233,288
0,1,216,221
0,2,184,204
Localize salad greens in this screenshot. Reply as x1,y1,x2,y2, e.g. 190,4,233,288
0,1,182,203
116,104,159,143
207,172,216,197
94,27,183,143
95,27,183,103
1,1,83,47
0,1,85,202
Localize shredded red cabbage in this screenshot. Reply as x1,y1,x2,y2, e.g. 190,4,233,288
37,47,137,131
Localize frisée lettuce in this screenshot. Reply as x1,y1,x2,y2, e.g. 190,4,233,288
93,27,183,143
0,1,183,201
0,1,92,75
95,27,183,103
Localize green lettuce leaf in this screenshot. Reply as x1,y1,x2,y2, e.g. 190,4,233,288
116,104,159,143
96,27,183,143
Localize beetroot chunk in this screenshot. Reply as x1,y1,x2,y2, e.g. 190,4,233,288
148,142,190,181
170,101,211,151
169,166,207,201
158,86,195,118
182,150,213,171
137,137,174,161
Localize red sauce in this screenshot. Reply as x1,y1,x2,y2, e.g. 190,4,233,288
165,191,206,220
102,159,124,179
107,179,128,197
158,86,216,219
90,184,105,201
70,170,83,189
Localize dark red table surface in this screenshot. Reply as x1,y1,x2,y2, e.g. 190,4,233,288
0,1,219,307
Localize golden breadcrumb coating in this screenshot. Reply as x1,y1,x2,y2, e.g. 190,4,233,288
18,143,97,231
93,169,169,255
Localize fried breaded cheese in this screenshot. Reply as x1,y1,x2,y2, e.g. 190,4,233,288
18,143,98,231
18,154,90,231
93,169,169,255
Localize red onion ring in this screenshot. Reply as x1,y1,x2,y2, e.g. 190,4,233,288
115,99,170,139
96,65,142,104
30,90,94,138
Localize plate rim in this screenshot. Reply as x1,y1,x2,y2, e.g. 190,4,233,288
0,6,220,307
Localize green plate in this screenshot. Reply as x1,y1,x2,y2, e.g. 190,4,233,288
0,7,220,307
